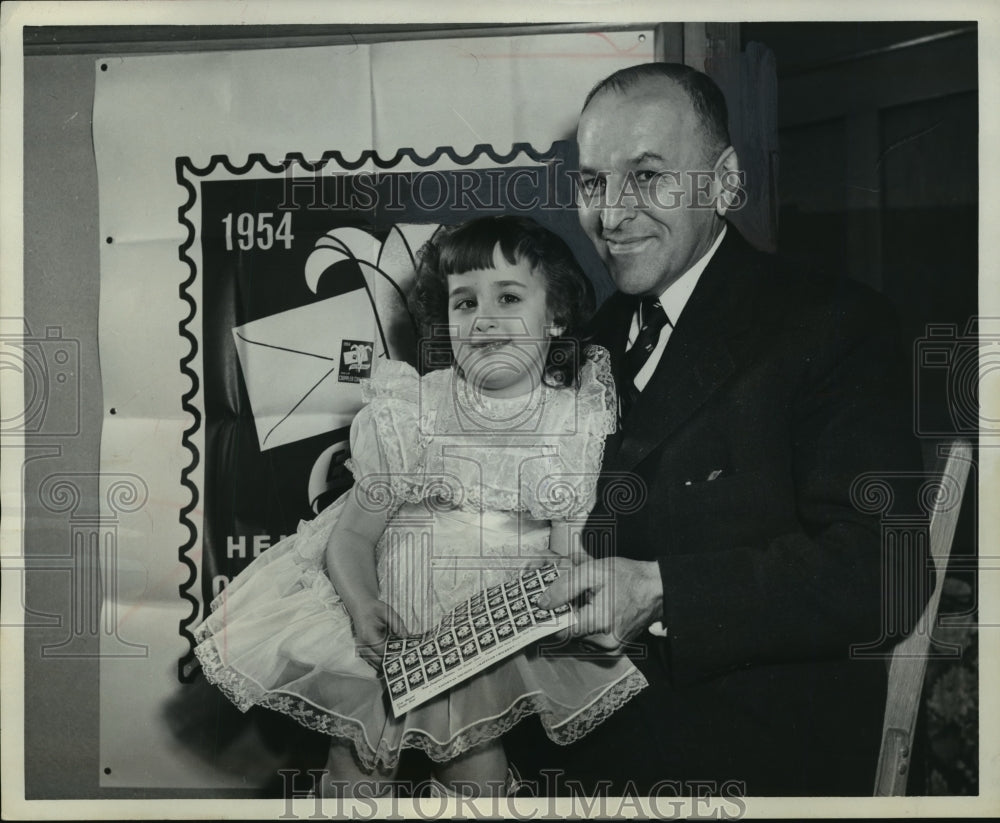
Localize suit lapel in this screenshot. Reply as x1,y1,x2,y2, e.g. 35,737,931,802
607,230,759,472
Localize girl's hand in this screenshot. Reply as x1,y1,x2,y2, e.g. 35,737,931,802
349,598,408,671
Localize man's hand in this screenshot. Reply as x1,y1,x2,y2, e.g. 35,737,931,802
348,598,408,670
536,555,663,652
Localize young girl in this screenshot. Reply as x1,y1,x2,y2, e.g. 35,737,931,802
193,215,648,798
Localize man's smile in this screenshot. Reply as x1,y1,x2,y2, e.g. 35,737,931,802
603,236,654,254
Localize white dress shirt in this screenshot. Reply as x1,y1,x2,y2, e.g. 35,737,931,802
625,226,727,392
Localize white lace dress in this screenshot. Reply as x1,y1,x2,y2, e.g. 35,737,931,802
193,347,648,770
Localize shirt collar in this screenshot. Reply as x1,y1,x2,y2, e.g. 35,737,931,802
656,225,727,326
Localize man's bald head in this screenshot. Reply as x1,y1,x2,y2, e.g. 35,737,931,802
582,63,731,165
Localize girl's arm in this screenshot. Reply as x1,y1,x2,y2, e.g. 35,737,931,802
324,486,407,667
548,517,590,562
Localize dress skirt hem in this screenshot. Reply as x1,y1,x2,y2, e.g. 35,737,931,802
194,625,648,771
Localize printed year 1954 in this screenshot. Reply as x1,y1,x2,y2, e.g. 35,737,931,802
221,211,294,251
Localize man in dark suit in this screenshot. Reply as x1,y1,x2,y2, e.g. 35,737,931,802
533,63,931,796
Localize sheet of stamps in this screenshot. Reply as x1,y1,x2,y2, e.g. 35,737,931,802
382,563,574,716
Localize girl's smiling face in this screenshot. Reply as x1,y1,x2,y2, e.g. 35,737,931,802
447,247,554,398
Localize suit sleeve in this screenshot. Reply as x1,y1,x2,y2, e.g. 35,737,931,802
656,289,934,684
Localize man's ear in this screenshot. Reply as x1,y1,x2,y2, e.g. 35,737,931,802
714,146,741,217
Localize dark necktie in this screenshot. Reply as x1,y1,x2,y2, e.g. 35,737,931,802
622,297,670,411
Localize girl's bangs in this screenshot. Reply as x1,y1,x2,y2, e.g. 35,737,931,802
436,220,534,276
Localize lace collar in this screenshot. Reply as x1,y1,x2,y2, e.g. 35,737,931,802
448,368,550,433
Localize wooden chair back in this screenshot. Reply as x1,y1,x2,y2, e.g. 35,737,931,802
873,438,973,796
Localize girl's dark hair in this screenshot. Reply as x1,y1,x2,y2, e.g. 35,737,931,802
410,215,596,389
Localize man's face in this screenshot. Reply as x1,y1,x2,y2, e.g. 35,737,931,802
576,80,726,297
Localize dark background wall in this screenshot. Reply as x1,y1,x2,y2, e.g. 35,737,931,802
745,22,977,361
741,21,979,794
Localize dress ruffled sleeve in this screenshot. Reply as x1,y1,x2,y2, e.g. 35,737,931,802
346,360,427,499
526,345,618,520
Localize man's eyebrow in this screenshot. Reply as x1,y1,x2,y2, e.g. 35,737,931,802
629,151,666,166
578,152,665,174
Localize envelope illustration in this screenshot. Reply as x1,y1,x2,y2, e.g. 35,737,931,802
232,291,379,451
